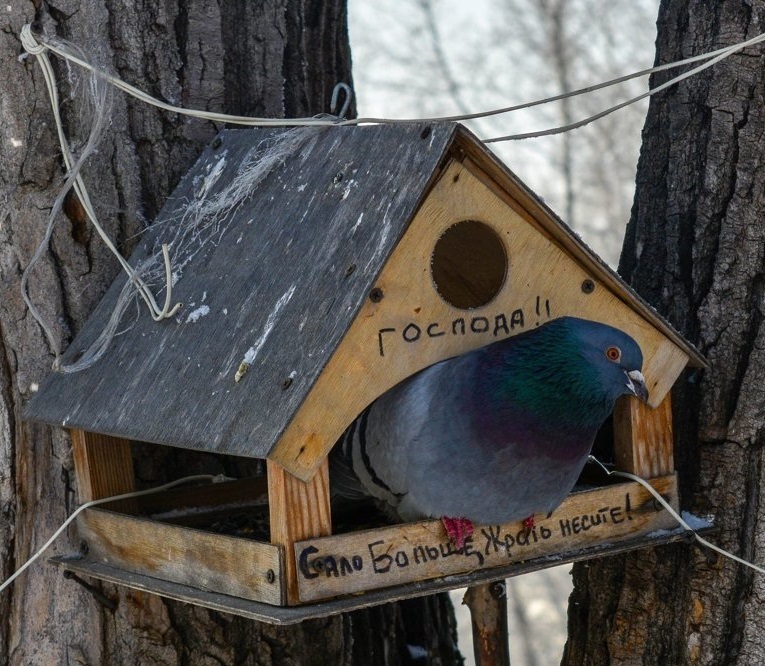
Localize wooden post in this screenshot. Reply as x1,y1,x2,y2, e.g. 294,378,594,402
464,582,511,666
70,429,136,508
267,458,332,605
613,392,674,478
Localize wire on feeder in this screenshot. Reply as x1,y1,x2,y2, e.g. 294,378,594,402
588,456,765,576
0,474,233,595
21,23,765,135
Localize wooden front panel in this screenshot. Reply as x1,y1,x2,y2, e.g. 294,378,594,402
78,508,285,606
294,476,678,603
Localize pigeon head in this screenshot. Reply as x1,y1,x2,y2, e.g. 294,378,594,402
484,316,648,430
564,317,648,406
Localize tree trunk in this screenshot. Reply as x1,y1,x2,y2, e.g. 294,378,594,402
0,2,460,664
563,1,765,664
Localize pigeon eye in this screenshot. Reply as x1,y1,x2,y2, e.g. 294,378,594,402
605,346,622,362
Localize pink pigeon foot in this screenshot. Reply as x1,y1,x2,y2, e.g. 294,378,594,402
441,516,474,548
521,514,535,539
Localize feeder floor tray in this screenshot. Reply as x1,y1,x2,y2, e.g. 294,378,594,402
52,524,702,624
61,474,690,613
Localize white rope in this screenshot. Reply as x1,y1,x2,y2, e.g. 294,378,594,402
589,456,765,575
487,30,765,142
17,23,765,370
19,25,182,369
21,24,765,134
0,474,233,595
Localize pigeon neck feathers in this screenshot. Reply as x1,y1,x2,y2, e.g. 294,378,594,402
474,317,643,432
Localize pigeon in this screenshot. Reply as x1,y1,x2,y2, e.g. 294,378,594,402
330,316,648,546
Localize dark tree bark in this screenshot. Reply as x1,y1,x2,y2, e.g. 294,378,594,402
563,1,765,664
0,2,460,664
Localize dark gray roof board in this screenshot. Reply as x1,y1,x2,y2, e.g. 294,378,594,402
25,123,458,458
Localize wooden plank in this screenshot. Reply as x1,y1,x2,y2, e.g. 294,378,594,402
77,507,285,606
267,459,332,605
272,159,690,480
294,476,678,603
53,520,707,623
70,429,136,513
614,392,674,478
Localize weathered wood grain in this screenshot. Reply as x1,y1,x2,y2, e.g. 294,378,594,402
294,476,678,602
78,507,285,605
70,430,137,517
613,393,674,478
267,459,332,605
25,123,457,462
464,583,511,666
53,518,705,625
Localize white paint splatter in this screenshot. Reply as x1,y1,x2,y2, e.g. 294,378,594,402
351,212,364,234
30,382,39,392
239,285,297,368
341,179,356,200
186,304,210,323
297,183,307,192
223,308,228,315
10,138,21,148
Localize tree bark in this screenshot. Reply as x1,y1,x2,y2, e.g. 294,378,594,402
0,2,460,664
563,1,765,664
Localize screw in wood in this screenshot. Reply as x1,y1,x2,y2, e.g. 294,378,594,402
344,264,356,278
265,569,276,584
369,287,384,303
581,279,595,294
490,581,507,598
211,136,222,149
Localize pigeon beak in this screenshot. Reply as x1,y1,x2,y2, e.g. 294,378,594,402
625,370,649,402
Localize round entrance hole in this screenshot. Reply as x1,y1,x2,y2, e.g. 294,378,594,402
430,220,508,310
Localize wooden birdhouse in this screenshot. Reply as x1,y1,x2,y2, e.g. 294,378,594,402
24,122,706,622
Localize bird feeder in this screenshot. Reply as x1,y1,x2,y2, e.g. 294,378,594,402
24,122,705,622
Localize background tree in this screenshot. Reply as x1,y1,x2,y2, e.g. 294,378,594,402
563,1,765,663
0,2,460,664
349,0,658,265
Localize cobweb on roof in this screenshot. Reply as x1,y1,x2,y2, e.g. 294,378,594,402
59,124,326,373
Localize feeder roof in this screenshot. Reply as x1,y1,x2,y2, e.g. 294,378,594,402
24,122,705,461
